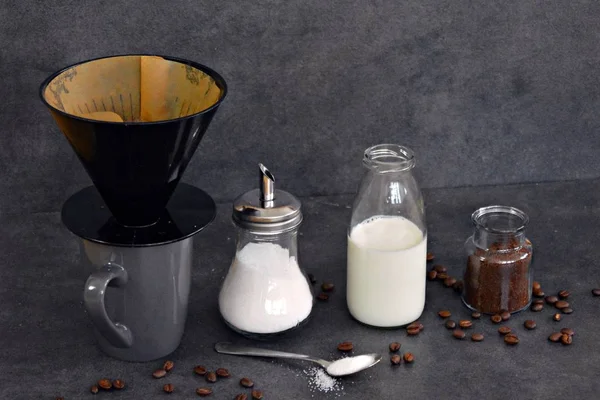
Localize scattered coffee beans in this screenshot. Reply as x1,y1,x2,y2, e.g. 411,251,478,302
438,310,451,319
240,377,254,388
163,383,174,394
548,332,562,342
524,320,536,330
471,312,481,319
437,272,449,281
426,252,435,261
504,334,519,345
317,293,329,301
533,299,544,306
98,379,112,390
194,365,207,376
500,310,511,321
558,290,570,299
427,270,438,281
112,379,125,390
533,288,545,298
206,372,217,383
453,280,464,293
235,394,248,400
406,322,421,331
555,300,569,309
592,288,600,297
196,387,213,397
553,313,561,322
153,369,167,379
90,385,99,394
434,264,447,273
389,342,401,352
453,329,466,340
561,334,573,345
337,341,353,352
216,368,230,378
545,295,558,305
498,326,512,335
445,320,457,329
407,326,420,336
531,303,543,312
560,328,574,336
491,314,502,323
321,283,335,292
308,273,317,284
403,352,415,363
532,281,541,290
163,360,174,372
444,277,457,288
562,307,573,314
471,333,484,342
390,354,402,365
252,390,264,399
459,320,473,329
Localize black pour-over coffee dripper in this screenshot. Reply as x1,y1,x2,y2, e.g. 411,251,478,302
40,54,227,227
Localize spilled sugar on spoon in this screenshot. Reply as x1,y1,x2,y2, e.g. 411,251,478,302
214,342,381,377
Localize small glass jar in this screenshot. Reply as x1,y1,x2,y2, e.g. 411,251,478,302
218,164,313,339
462,205,533,314
346,144,427,328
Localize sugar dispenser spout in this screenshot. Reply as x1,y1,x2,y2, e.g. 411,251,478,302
259,163,275,207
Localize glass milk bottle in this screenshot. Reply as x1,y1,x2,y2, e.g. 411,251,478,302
347,144,427,327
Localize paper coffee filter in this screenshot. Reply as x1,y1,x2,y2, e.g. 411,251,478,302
42,55,222,123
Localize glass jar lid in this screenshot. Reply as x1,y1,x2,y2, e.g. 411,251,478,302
232,164,302,233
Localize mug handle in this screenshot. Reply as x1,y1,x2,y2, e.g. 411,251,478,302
83,263,133,348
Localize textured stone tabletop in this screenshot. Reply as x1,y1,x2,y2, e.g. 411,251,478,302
2,179,599,399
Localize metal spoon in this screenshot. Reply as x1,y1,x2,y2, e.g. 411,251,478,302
214,342,382,377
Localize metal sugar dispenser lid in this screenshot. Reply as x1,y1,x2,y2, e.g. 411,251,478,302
232,164,302,233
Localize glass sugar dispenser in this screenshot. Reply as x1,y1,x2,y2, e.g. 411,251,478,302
346,144,427,328
218,164,313,339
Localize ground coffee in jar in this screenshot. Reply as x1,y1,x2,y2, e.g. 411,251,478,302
462,206,533,314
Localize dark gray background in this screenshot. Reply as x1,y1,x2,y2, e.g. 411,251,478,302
1,0,600,214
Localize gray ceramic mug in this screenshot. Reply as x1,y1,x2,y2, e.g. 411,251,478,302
81,237,193,362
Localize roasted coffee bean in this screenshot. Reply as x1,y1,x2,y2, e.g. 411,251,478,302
555,300,569,309
163,383,174,394
163,360,174,372
240,377,254,388
592,288,600,297
206,372,217,383
453,329,466,340
389,342,401,352
445,320,457,329
545,295,559,305
533,299,544,306
196,387,213,397
438,310,451,319
426,252,435,261
459,320,472,329
562,307,573,314
98,379,112,390
321,282,335,292
524,320,536,330
553,313,561,321
531,303,543,312
532,281,541,291
433,264,447,273
427,270,438,281
153,369,167,379
561,334,573,345
337,341,353,352
235,395,248,400
390,354,402,365
500,310,511,321
453,280,464,293
558,290,570,299
471,312,481,319
533,288,545,298
548,332,562,342
444,277,457,288
113,379,125,390
317,293,329,301
406,322,421,331
308,273,317,284
498,326,512,335
90,385,99,394
560,328,575,336
216,368,230,378
403,352,415,363
251,390,264,400
194,365,207,376
504,334,519,345
406,327,420,336
471,333,484,342
491,314,502,323
437,272,449,280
